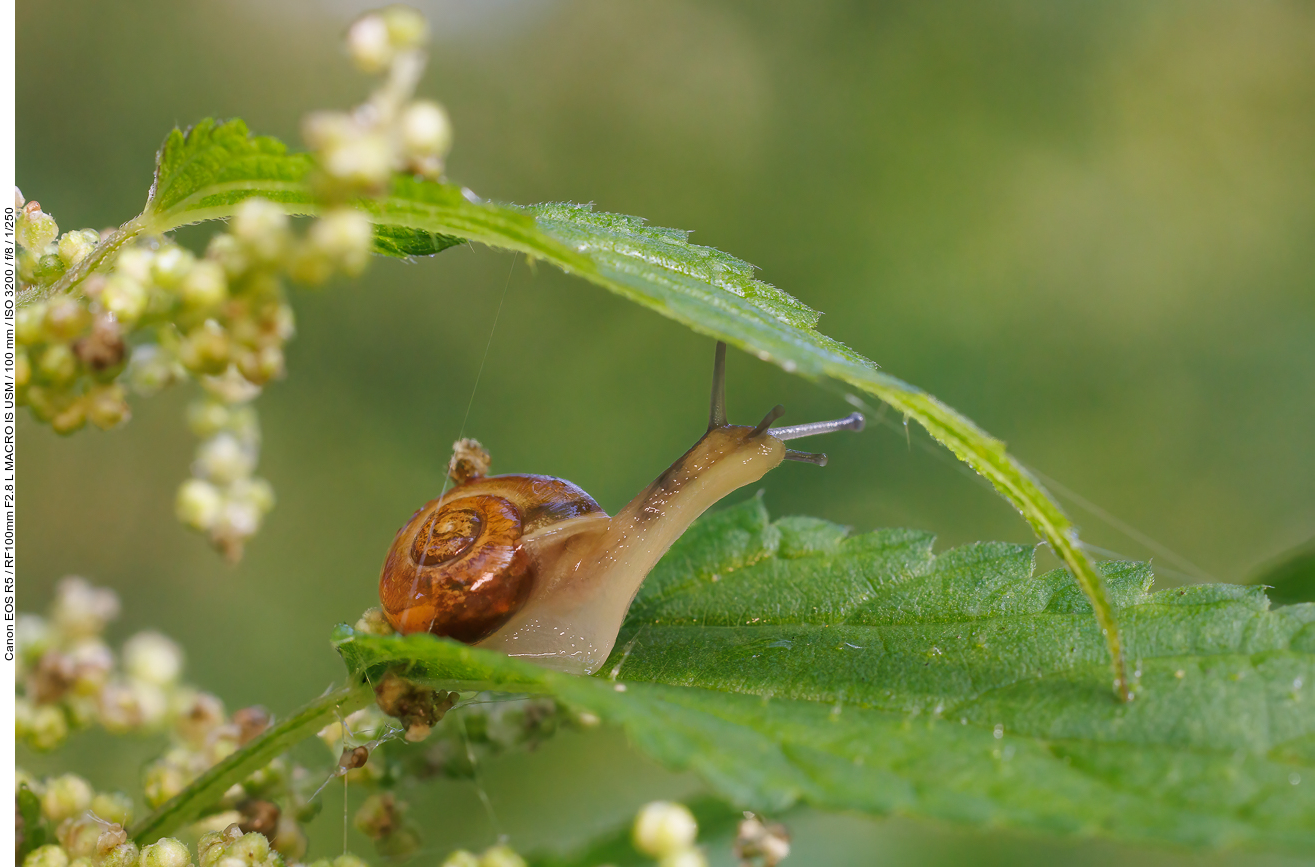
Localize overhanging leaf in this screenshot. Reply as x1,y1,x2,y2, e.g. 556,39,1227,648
335,500,1315,850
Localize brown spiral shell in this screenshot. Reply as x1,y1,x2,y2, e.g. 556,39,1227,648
379,474,606,643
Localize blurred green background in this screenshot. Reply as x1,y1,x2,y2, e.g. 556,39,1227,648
16,0,1315,863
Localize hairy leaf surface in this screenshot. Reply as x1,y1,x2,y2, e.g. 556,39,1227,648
336,500,1315,849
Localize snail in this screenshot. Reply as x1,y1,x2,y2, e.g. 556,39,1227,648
378,342,864,675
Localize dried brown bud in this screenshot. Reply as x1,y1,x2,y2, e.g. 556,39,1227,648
232,705,272,745
373,670,457,742
73,314,126,372
734,813,791,867
447,438,491,486
236,799,281,838
339,745,371,772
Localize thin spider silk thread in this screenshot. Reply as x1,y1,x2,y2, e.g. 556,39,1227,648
407,254,520,634
837,389,1211,583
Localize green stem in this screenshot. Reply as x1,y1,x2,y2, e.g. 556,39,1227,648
129,682,373,845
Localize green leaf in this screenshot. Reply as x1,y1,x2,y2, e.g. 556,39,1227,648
17,784,52,860
144,118,315,228
335,500,1315,850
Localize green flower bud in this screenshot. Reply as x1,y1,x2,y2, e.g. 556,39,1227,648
633,802,698,858
58,230,100,268
346,13,393,74
139,838,193,867
236,345,284,386
232,199,290,265
113,248,154,285
50,398,88,436
53,577,120,637
179,321,232,375
23,845,69,867
95,842,138,867
657,850,707,867
16,303,48,345
142,761,188,809
179,261,227,309
123,631,183,686
196,828,233,867
330,855,370,867
89,792,133,826
43,775,94,823
228,832,277,866
15,349,30,389
85,384,131,430
441,852,479,867
43,294,91,342
196,433,256,485
381,5,430,49
36,253,68,284
176,479,223,531
37,343,79,384
478,845,526,867
101,275,148,324
187,399,231,438
17,203,59,251
24,703,70,751
150,246,195,288
309,209,373,276
59,815,103,859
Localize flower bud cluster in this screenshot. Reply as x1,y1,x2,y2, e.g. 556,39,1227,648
304,7,452,195
16,770,140,867
15,188,375,560
16,578,188,750
633,802,707,867
15,195,131,433
733,814,791,867
439,844,526,867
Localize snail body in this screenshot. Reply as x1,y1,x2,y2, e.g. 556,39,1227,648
379,343,863,675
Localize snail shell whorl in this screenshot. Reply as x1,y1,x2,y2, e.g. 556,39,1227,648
379,474,606,643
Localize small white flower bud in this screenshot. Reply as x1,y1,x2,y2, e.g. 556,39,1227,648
231,199,290,264
478,845,526,867
180,261,227,309
126,344,185,396
322,134,393,188
347,13,393,74
23,845,69,867
114,248,154,284
228,477,276,515
176,479,224,530
301,111,356,152
353,607,395,637
58,229,100,268
400,101,452,159
123,631,184,685
658,849,708,867
309,209,373,275
90,791,133,826
17,613,53,661
331,855,370,867
140,838,193,867
42,774,94,822
100,274,148,324
440,852,479,867
151,245,196,288
67,639,114,694
214,498,261,540
633,802,698,857
15,186,25,209
85,384,131,431
17,202,59,251
195,433,256,485
53,578,120,637
206,234,250,279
